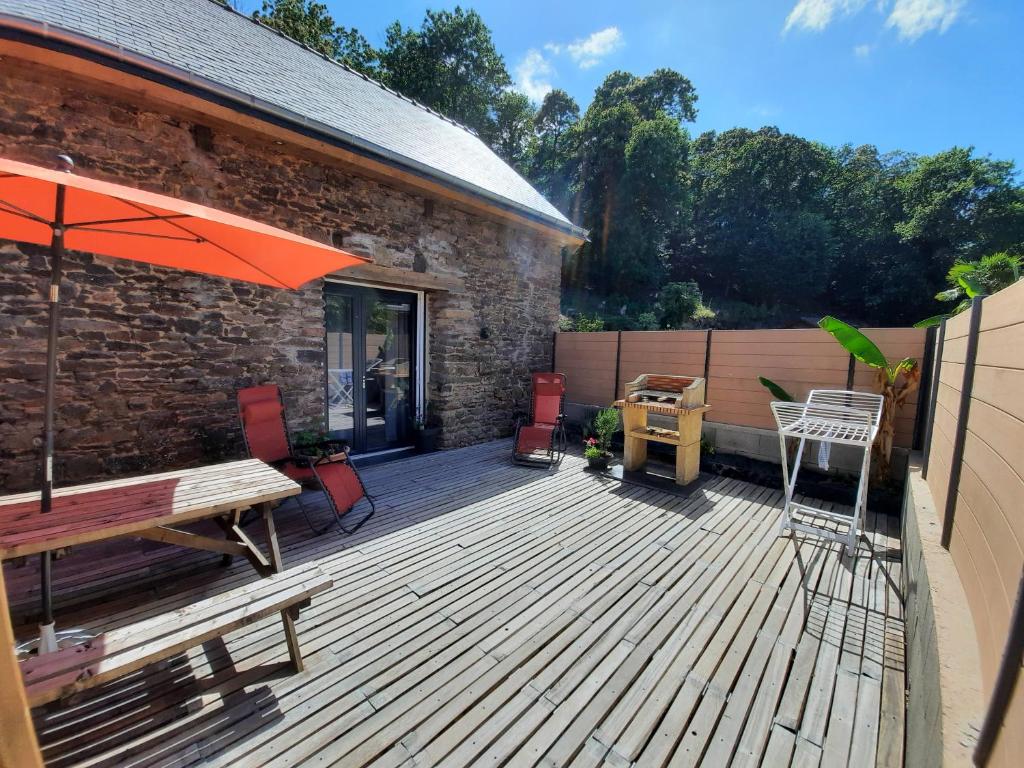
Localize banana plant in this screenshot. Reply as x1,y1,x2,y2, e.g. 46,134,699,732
818,316,922,480
914,274,984,328
915,252,1020,327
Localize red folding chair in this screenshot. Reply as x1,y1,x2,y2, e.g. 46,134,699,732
237,385,375,535
512,373,567,466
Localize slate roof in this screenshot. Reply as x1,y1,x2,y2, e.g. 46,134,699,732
0,0,581,237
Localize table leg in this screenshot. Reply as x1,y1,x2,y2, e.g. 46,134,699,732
259,502,284,575
214,511,271,576
220,509,242,568
259,501,303,670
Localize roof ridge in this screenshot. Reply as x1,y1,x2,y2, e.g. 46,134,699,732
208,0,479,137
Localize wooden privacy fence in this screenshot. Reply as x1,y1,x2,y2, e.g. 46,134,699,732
920,279,1024,768
554,326,928,448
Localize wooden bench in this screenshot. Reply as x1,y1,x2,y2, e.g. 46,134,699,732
19,565,332,708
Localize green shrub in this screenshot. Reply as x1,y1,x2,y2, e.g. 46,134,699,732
573,314,606,332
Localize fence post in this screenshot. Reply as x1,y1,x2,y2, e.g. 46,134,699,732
941,297,983,550
551,331,558,373
920,323,943,474
845,353,856,390
612,330,623,402
703,329,713,400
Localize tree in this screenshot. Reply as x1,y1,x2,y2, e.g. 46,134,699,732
684,127,836,309
530,89,580,214
566,69,696,299
252,0,378,76
379,7,511,136
483,91,535,173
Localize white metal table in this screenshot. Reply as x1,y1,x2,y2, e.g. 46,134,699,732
771,389,884,554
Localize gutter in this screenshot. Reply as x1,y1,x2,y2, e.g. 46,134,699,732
0,14,588,244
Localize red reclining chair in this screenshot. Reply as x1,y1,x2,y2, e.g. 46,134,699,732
512,373,567,466
237,384,375,535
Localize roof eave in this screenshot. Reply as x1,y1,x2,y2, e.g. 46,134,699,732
0,13,587,245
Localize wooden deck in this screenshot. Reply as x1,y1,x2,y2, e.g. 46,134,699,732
5,440,906,767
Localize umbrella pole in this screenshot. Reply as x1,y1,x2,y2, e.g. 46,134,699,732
37,178,67,654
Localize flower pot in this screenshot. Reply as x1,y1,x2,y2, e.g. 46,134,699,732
415,426,442,454
587,452,611,471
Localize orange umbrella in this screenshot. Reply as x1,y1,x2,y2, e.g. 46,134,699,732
0,155,368,653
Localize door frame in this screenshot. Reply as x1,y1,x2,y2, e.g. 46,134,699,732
323,278,426,453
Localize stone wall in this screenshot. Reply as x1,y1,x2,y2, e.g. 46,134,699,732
0,63,562,491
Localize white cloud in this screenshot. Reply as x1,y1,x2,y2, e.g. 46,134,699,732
853,43,873,56
886,0,965,40
784,0,869,32
565,27,624,69
515,49,554,103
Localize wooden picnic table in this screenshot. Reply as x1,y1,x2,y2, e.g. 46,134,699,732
0,460,333,707
0,459,301,574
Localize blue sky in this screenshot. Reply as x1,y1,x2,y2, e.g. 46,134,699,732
259,1,1023,165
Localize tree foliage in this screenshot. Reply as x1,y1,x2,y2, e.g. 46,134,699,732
379,7,511,136
253,0,378,75
251,2,1024,328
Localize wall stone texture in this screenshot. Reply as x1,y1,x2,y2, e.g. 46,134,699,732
0,64,562,491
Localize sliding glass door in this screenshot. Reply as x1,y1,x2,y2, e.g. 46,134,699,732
324,283,417,453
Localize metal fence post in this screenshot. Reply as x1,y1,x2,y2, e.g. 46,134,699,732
912,325,937,450
921,322,944,476
703,329,713,400
941,297,984,550
613,330,622,402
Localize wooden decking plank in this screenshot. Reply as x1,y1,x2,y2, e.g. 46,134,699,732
761,724,797,766
201,468,679,765
592,496,786,762
554,498,786,765
876,512,906,768
18,441,904,768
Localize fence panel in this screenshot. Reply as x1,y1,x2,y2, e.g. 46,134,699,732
855,327,928,448
704,328,849,430
617,330,707,401
927,309,972,518
922,280,1024,767
554,331,618,406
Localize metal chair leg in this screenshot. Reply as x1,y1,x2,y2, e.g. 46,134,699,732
296,494,331,536
334,496,375,535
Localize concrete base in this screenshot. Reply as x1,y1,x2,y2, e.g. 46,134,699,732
902,455,982,767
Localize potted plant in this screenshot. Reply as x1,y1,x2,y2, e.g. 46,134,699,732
413,406,442,454
584,407,619,470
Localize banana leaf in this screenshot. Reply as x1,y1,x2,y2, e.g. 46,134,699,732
758,376,794,402
818,316,888,369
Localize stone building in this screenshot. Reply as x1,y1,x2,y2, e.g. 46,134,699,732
0,0,584,491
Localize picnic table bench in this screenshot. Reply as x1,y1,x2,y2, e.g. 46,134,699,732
0,459,333,706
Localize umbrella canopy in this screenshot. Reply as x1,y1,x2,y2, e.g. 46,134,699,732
0,155,368,653
0,156,367,288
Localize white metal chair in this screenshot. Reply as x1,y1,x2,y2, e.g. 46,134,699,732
771,389,884,554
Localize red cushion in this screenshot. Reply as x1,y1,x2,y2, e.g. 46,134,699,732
241,399,291,463
516,424,555,454
531,373,564,425
281,461,315,483
317,461,365,513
